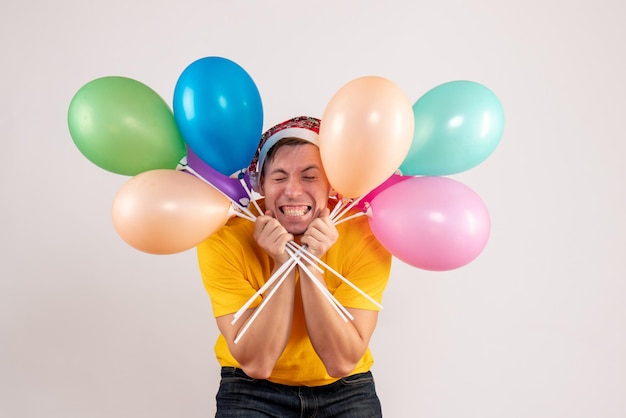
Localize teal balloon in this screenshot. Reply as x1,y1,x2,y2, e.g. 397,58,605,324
68,76,186,176
399,80,505,176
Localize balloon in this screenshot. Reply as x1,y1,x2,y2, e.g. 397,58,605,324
173,57,263,176
112,169,231,255
183,146,251,207
368,176,490,271
399,80,505,176
68,76,186,176
319,76,414,199
354,173,412,212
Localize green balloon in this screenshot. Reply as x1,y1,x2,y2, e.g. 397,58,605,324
68,76,186,176
399,80,505,176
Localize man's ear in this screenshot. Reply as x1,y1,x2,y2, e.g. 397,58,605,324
249,172,262,194
256,176,264,195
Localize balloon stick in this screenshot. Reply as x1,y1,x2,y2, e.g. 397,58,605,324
331,195,364,224
233,255,298,344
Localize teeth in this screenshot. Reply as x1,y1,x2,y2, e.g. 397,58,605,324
281,206,310,217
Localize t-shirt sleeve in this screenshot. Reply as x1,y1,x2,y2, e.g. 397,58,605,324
330,216,392,311
196,224,267,318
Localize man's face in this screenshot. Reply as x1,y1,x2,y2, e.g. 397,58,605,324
260,143,331,235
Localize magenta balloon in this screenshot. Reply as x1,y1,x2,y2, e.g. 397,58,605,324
355,174,412,212
368,176,490,271
185,146,251,207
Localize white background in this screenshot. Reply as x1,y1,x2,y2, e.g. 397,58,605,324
2,1,625,417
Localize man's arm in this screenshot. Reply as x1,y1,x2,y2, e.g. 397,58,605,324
298,208,378,377
216,211,296,379
216,268,296,379
299,268,378,377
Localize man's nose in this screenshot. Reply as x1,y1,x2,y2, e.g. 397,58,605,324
284,178,303,196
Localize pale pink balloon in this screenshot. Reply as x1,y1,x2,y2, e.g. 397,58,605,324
368,176,490,271
112,169,232,254
319,76,414,198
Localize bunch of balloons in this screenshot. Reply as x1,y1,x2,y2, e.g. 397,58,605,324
68,57,263,254
319,77,504,270
68,56,504,270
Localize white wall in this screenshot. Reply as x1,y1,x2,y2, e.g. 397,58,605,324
2,0,625,417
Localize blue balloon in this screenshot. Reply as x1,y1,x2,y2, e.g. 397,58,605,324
399,80,505,176
173,57,263,176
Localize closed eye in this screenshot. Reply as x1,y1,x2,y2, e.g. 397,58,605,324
302,166,321,182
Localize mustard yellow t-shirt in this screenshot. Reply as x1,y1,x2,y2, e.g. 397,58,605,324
196,199,391,386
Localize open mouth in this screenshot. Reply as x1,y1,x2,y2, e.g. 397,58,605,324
280,205,312,217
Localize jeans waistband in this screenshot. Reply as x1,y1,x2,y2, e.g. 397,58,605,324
220,366,374,389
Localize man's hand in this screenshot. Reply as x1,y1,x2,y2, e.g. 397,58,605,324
300,208,339,258
254,210,294,264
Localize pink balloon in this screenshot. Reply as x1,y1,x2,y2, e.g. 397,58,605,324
368,176,490,271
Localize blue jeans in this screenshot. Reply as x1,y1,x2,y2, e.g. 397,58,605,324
215,367,382,417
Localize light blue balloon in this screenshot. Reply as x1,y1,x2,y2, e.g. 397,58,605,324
399,80,505,176
173,57,263,176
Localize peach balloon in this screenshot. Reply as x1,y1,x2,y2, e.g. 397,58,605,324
319,76,414,198
112,169,231,254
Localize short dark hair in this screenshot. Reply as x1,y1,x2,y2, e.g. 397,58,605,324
261,136,316,179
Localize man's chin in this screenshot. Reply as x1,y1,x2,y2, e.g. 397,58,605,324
286,225,308,236
279,216,310,236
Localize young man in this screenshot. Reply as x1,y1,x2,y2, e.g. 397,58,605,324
197,116,392,417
